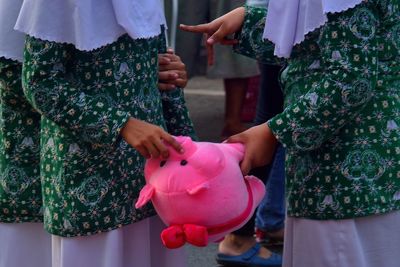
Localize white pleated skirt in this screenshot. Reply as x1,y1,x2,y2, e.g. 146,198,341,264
0,222,52,267
283,211,400,267
0,216,187,267
52,216,188,267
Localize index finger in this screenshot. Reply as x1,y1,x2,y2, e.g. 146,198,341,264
159,56,172,65
161,53,181,63
161,133,184,154
180,23,212,34
226,133,245,144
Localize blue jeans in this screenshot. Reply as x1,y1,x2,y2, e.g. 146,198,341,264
233,64,285,237
255,144,285,231
254,64,285,232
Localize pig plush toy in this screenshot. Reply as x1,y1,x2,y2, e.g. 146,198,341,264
135,136,265,249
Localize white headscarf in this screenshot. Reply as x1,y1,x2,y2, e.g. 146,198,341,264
263,0,363,58
0,0,25,62
14,0,166,52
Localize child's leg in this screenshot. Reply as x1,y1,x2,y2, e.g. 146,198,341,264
222,78,249,137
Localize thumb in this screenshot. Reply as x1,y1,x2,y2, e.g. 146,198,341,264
240,155,252,176
207,24,229,45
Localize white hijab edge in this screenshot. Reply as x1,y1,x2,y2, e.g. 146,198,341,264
0,0,167,61
263,0,364,58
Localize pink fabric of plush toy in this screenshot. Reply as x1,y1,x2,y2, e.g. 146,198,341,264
135,136,266,249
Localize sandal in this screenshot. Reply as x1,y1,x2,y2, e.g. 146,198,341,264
216,243,282,267
255,228,284,246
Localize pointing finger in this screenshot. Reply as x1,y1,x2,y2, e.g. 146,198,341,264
180,23,213,34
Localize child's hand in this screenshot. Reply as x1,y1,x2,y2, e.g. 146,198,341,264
227,123,278,175
158,49,188,90
180,7,245,65
121,118,184,159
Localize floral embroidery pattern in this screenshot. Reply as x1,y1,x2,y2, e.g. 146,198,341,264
0,58,42,223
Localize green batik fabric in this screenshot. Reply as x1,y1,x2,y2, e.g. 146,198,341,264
233,6,285,66
160,88,197,140
0,57,42,223
235,2,400,220
22,34,187,237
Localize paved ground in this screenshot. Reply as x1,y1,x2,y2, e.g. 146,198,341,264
183,76,225,267
183,76,226,143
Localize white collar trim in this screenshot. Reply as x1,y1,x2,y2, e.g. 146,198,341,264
14,0,166,52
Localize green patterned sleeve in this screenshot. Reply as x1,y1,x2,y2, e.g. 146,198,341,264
22,36,130,146
267,7,379,151
160,89,197,140
233,6,284,65
157,27,197,140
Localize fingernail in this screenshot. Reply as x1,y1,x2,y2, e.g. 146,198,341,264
207,38,214,45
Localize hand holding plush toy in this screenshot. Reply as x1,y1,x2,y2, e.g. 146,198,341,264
135,136,265,249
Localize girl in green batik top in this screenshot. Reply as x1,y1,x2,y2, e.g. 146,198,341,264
6,1,195,267
182,0,400,266
0,1,52,267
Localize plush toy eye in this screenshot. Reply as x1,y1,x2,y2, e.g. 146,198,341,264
180,160,188,166
160,160,167,167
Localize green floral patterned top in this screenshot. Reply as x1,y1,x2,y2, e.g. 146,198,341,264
235,1,400,220
0,57,42,223
21,34,195,237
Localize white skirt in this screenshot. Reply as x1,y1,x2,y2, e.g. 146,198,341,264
283,211,400,267
1,216,187,267
0,222,52,267
52,216,188,267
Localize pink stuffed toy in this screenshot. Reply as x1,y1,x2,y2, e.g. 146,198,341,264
135,136,265,249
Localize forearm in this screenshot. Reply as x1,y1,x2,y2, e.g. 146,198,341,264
233,5,285,65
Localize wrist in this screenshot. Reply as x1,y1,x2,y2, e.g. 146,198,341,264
121,118,136,137
265,123,278,146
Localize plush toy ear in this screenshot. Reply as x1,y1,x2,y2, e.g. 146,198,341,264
135,184,155,209
186,182,210,195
